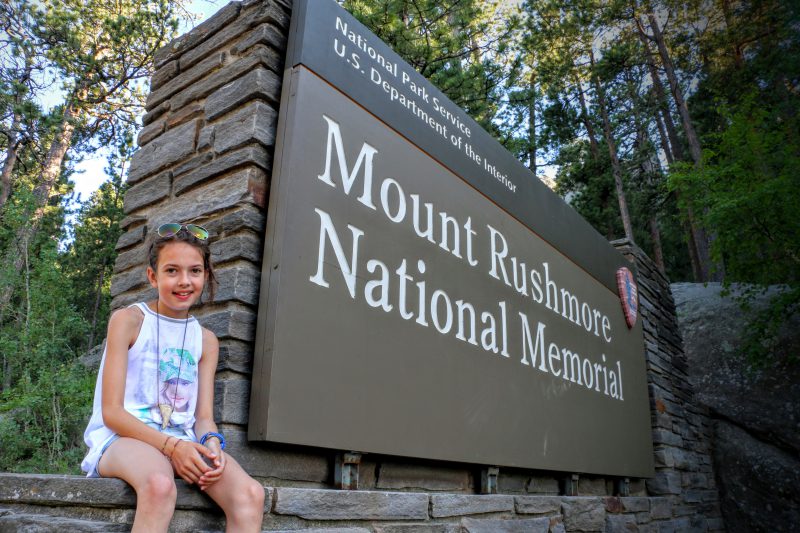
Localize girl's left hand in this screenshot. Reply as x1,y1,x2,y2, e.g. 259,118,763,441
198,439,226,490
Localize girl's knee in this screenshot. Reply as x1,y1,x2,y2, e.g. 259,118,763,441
236,478,265,513
138,471,177,504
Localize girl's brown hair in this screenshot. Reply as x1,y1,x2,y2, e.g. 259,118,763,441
147,227,218,303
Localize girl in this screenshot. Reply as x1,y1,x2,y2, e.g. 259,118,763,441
82,223,265,532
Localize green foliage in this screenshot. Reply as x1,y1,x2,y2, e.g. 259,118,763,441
0,362,95,473
342,0,517,133
0,0,183,474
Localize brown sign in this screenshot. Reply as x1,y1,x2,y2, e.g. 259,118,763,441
250,0,653,477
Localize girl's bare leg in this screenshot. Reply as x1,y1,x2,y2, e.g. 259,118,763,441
97,437,177,533
203,454,265,533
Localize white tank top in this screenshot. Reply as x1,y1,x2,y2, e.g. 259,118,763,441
81,302,203,475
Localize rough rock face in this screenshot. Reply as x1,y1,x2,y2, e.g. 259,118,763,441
671,283,800,532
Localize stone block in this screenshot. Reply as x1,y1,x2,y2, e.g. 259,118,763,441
460,517,550,533
514,496,561,515
198,124,215,151
142,100,170,126
619,497,649,513
549,516,566,533
199,307,256,342
272,488,428,520
205,206,265,236
577,477,607,496
128,119,198,183
123,174,171,213
173,152,214,178
137,118,165,146
178,1,288,71
211,232,263,265
373,525,459,533
166,102,206,129
112,287,157,312
154,2,241,68
0,473,251,512
560,497,605,532
651,429,683,448
526,477,560,494
213,100,277,154
604,497,623,514
232,23,286,56
173,145,270,195
120,214,146,230
211,263,261,305
217,339,253,373
113,242,146,274
214,376,250,425
497,471,527,493
205,67,281,120
168,51,271,110
376,463,470,492
430,494,513,518
151,59,179,91
605,514,638,533
0,510,129,532
162,167,267,226
269,530,370,533
628,479,646,497
649,497,672,520
655,519,676,533
115,224,147,251
110,267,148,297
148,51,225,109
646,472,681,496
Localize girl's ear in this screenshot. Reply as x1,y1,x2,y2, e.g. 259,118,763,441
147,266,158,288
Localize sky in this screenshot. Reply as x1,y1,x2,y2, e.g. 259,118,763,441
69,1,224,204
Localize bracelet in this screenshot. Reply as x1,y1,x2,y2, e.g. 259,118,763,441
159,435,173,455
169,439,181,461
200,431,226,450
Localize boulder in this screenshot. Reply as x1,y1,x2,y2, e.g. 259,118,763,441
671,282,800,532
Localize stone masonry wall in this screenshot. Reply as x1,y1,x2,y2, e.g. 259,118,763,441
0,1,725,531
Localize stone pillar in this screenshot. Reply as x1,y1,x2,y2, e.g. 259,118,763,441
109,0,329,484
613,238,724,531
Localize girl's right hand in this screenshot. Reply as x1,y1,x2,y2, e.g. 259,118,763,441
170,440,212,484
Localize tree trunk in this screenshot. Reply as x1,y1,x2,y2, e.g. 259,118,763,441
645,12,703,166
528,69,536,174
574,75,601,160
0,111,22,211
649,216,666,274
0,100,79,312
652,97,674,164
643,11,724,280
636,24,685,161
591,53,635,243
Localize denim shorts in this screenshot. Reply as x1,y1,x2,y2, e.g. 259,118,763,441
93,434,120,477
93,424,195,477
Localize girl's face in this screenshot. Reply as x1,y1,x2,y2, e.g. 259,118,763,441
147,241,207,318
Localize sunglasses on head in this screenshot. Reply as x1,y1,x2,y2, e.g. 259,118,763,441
157,223,209,241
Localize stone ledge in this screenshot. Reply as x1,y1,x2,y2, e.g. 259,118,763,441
0,473,271,513
273,487,429,520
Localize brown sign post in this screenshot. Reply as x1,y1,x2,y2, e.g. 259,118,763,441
250,0,654,478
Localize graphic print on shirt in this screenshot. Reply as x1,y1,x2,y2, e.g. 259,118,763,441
158,347,198,414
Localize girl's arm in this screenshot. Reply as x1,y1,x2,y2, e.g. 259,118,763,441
194,327,226,490
102,307,173,450
102,307,213,484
